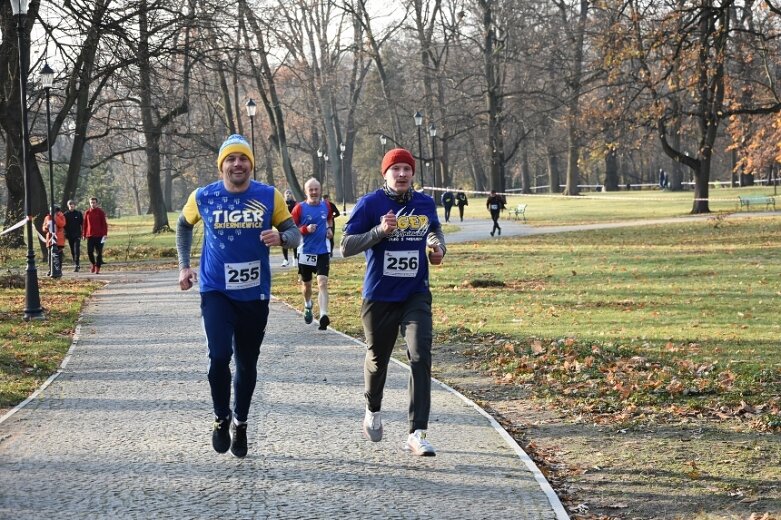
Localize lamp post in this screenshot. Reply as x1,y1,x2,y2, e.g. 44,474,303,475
339,142,346,213
380,134,387,155
323,153,329,195
414,111,424,191
245,99,257,180
429,123,437,204
12,0,43,320
317,148,323,181
41,63,56,277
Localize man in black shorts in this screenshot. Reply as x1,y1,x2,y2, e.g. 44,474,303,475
291,178,334,330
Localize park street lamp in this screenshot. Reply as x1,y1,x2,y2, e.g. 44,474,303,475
429,123,437,205
339,142,346,213
380,134,387,155
245,99,257,180
414,111,424,192
323,153,329,195
11,0,43,320
41,62,59,278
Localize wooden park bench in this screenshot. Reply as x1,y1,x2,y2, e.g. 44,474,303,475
738,195,776,211
511,203,527,222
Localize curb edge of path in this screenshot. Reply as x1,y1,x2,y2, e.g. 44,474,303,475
275,297,571,520
0,313,87,427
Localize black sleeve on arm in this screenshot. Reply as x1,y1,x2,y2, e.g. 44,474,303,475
176,214,194,270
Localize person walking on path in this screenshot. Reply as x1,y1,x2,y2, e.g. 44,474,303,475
281,189,298,267
455,190,468,221
341,147,446,457
323,194,340,257
486,190,506,236
440,189,454,223
176,134,302,458
291,178,334,330
82,197,108,274
64,200,84,272
43,206,66,278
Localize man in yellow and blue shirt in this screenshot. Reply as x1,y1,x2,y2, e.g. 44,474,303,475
176,134,301,458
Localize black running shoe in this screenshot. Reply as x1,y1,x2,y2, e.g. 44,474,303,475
212,416,231,454
230,422,248,458
318,315,330,330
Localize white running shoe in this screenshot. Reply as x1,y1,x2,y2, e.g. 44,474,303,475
406,429,436,456
362,408,383,442
281,259,289,267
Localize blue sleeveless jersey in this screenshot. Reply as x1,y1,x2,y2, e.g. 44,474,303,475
192,181,277,301
343,189,440,302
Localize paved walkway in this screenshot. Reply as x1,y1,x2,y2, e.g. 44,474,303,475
0,218,567,519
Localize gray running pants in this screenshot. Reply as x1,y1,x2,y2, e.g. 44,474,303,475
361,291,432,433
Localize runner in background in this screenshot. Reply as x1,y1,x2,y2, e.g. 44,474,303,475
291,178,334,330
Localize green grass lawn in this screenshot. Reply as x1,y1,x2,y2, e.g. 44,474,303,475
272,215,781,429
497,185,776,225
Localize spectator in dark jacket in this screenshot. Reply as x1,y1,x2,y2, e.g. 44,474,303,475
281,190,298,267
323,194,340,257
63,200,84,271
440,190,455,223
455,191,468,221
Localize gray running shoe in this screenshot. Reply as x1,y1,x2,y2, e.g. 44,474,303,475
304,305,313,324
362,408,383,442
406,429,436,456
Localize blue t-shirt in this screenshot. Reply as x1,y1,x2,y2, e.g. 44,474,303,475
182,180,285,301
293,200,331,255
343,189,441,302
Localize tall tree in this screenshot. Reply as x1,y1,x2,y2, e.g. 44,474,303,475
136,0,192,231
614,0,781,213
242,0,302,199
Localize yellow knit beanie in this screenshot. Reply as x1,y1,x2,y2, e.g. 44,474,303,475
217,134,254,171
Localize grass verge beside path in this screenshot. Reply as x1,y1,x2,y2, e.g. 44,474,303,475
271,215,781,519
0,277,103,410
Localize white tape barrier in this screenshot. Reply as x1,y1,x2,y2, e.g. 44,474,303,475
1,217,55,244
423,186,774,203
0,218,27,236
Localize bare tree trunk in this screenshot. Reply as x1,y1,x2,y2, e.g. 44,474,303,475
604,148,619,191
669,112,685,191
547,146,562,194
467,136,487,190
355,0,405,142
242,1,301,199
0,6,50,249
481,0,506,192
137,0,191,232
561,0,588,196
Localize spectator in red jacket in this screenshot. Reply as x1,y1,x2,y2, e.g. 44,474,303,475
43,207,66,278
82,197,108,274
